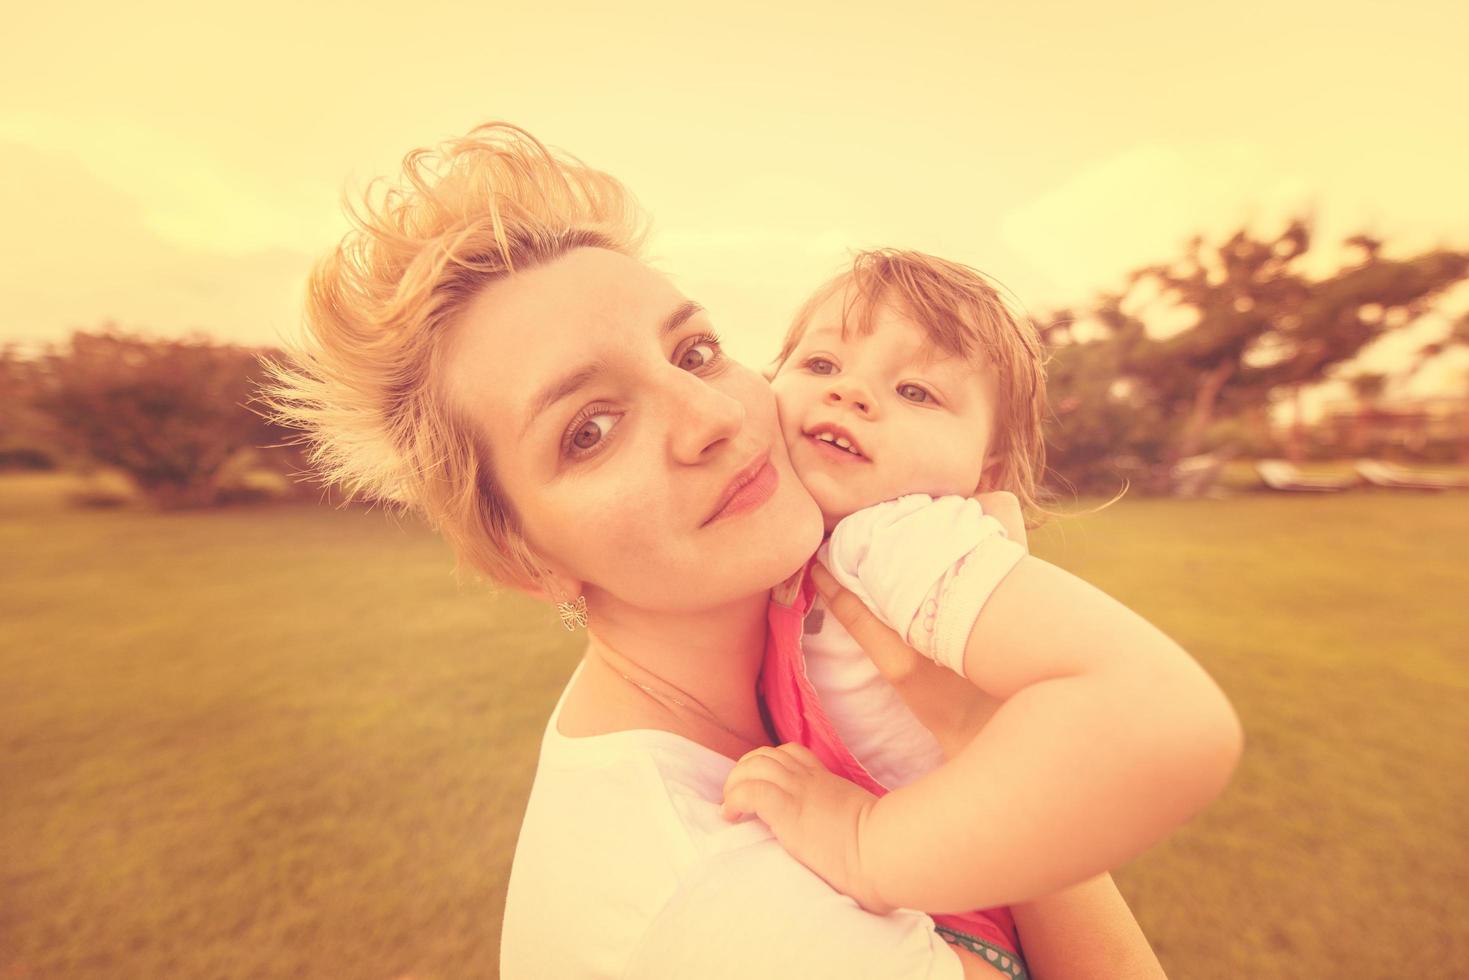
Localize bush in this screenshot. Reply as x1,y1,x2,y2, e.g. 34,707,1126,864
28,330,285,509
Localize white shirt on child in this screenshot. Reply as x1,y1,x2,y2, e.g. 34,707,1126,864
499,660,966,979
802,604,948,789
808,494,1028,789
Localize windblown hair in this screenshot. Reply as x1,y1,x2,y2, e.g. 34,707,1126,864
258,122,648,588
772,249,1052,524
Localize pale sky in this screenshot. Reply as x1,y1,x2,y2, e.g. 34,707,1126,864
4,0,1467,415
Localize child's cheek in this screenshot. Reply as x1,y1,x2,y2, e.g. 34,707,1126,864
769,375,801,438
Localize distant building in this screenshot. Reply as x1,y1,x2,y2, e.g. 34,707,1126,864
1314,395,1466,454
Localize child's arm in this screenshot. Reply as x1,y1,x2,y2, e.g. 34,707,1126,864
839,543,1241,913
723,496,1242,915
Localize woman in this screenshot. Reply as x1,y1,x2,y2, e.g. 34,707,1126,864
263,122,1166,978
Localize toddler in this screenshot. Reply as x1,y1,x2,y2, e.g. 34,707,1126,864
722,250,1243,976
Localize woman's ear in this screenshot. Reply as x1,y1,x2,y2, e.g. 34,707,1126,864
527,567,590,631
517,562,583,608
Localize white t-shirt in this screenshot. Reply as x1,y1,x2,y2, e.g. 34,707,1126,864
499,661,965,979
801,601,947,790
807,494,1027,791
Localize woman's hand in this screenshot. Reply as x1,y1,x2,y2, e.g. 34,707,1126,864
809,490,1028,758
720,743,892,915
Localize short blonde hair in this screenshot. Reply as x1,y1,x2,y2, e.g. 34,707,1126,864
773,249,1051,523
259,122,647,588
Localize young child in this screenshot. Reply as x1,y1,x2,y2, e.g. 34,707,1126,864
722,250,1243,976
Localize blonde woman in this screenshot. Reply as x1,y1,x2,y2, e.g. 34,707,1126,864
264,123,1182,978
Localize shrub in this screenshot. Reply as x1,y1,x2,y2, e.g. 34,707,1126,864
29,330,281,509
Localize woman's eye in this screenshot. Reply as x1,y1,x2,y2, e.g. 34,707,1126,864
806,357,836,376
898,383,931,403
566,412,619,456
679,337,723,371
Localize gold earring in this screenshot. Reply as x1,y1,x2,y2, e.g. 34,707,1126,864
556,594,588,631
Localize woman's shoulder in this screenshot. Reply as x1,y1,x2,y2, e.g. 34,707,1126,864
518,713,761,868
498,726,767,977
501,729,961,979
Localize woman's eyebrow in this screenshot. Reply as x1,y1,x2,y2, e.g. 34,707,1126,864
520,363,605,438
661,300,704,337
519,300,706,438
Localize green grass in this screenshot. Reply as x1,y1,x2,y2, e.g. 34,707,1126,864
1031,492,1469,976
2,473,1466,978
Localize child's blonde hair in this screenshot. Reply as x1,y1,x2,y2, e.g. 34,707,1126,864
773,249,1051,523
258,122,647,588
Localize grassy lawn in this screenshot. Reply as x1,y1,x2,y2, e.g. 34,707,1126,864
2,473,1466,978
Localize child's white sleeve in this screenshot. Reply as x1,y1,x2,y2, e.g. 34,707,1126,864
817,494,1026,676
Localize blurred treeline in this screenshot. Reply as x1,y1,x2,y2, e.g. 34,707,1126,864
3,218,1467,508
1036,220,1469,492
0,332,316,509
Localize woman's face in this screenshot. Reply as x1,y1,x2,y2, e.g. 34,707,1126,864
440,247,824,611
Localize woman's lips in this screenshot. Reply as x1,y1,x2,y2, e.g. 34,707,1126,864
704,456,779,526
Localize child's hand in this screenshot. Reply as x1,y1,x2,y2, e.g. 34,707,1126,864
720,743,892,914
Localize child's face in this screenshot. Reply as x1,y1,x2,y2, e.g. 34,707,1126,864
770,291,998,530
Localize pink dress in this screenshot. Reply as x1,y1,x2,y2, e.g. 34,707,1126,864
759,561,1029,980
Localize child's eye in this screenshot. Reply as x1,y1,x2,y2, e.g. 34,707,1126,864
805,357,836,376
562,410,621,458
679,334,724,371
897,383,932,403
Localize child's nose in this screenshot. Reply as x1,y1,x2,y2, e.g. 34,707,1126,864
824,380,874,415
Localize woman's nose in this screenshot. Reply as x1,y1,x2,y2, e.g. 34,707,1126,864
668,376,746,464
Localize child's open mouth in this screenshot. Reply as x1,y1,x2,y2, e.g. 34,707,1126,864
804,424,870,462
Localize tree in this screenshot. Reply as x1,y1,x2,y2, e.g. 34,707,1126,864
1411,310,1469,462
1346,372,1388,455
1043,222,1469,492
29,330,282,508
1415,310,1469,362
0,346,62,469
1041,309,1173,493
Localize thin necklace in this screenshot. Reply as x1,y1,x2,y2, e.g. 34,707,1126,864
616,669,765,748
